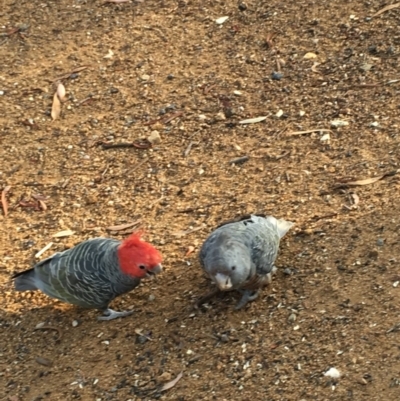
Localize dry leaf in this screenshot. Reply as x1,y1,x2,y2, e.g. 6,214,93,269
337,176,383,187
57,82,66,101
160,371,183,392
51,92,61,120
106,220,141,231
53,230,75,238
287,129,332,136
1,185,11,217
35,242,53,258
372,2,400,17
334,170,398,188
239,116,267,124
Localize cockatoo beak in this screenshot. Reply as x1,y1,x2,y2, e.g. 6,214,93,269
214,273,232,291
146,264,163,278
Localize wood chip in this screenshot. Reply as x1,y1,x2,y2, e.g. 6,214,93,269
372,2,400,17
239,116,267,124
53,230,75,238
1,185,11,217
106,220,141,231
159,371,183,392
51,92,61,120
35,242,53,258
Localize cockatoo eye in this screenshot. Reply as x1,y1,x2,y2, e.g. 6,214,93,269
231,266,236,271
139,264,146,270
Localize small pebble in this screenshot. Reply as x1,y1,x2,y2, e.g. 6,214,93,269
72,320,79,327
167,74,174,80
324,367,341,379
376,238,384,246
272,72,283,80
136,335,148,344
148,294,155,301
110,87,119,94
283,268,292,275
147,130,161,144
238,3,247,11
0,90,5,96
141,74,150,81
288,313,297,323
220,334,229,343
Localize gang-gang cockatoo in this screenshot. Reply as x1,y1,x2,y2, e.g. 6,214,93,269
198,214,294,310
13,232,163,320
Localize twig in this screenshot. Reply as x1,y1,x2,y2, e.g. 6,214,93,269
372,2,400,17
130,159,148,173
34,325,62,341
310,213,338,221
54,66,90,82
35,242,53,258
183,141,194,157
102,164,109,177
229,156,249,165
101,141,151,149
287,129,333,136
163,111,184,124
1,185,11,217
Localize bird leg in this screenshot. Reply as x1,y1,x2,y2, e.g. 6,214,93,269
235,289,260,310
235,266,278,310
98,308,134,321
195,288,220,308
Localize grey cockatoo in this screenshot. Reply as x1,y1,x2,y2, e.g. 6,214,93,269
198,214,294,309
12,232,163,320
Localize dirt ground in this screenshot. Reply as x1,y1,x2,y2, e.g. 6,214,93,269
1,0,400,400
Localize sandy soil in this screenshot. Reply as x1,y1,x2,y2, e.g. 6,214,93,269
1,0,400,400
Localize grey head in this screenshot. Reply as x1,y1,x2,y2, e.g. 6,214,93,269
202,237,255,291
